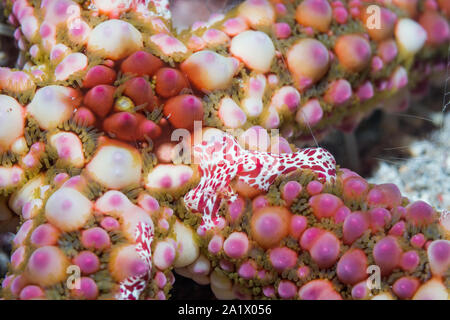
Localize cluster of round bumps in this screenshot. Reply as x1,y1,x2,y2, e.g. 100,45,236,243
178,168,449,300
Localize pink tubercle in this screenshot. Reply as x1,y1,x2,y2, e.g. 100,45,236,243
223,232,249,259
228,197,245,222
400,250,420,272
388,67,408,90
274,23,291,39
324,79,352,106
11,246,26,269
336,249,368,285
238,260,257,279
219,259,234,272
333,7,348,24
222,17,248,36
373,236,402,276
389,221,406,237
309,193,343,219
306,181,323,195
158,219,170,231
30,224,59,247
393,277,420,299
71,277,99,300
410,233,426,248
100,217,120,231
297,266,310,279
10,275,28,296
13,219,33,246
343,211,369,245
366,183,402,209
298,280,342,300
296,99,323,127
154,271,167,289
405,201,437,226
378,40,398,63
252,196,268,211
277,280,297,299
19,285,45,300
369,207,391,232
208,235,224,255
356,81,374,102
351,281,368,299
73,251,100,275
2,275,14,289
81,227,111,250
275,3,288,15
154,241,176,270
289,215,307,239
269,247,298,272
371,56,384,72
263,285,275,298
309,231,340,268
334,206,350,224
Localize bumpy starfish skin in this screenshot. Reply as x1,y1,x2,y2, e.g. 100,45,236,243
184,132,336,231
179,158,450,300
1,173,177,300
1,0,448,143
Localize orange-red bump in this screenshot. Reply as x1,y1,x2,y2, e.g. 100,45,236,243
163,95,204,131
155,68,189,98
123,77,157,111
120,51,164,76
83,85,115,118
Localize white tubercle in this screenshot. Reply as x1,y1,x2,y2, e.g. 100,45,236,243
0,166,24,189
242,75,266,117
95,190,154,242
49,131,85,168
9,175,45,215
413,278,448,300
45,187,93,232
270,86,301,114
145,164,194,192
87,19,143,59
261,106,280,129
42,0,81,26
187,254,211,276
173,220,199,268
86,144,142,189
395,18,427,55
150,33,188,55
50,44,71,63
27,85,80,130
238,0,275,28
210,269,236,299
230,30,275,73
181,50,239,92
67,18,91,46
218,97,247,129
54,53,88,81
0,95,24,152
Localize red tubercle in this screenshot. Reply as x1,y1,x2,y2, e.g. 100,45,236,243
155,68,189,98
120,51,164,77
73,107,96,127
163,94,204,131
83,84,115,118
123,77,157,111
82,65,117,89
